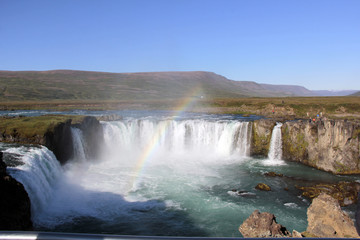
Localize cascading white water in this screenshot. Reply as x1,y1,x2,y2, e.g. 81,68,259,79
262,122,285,166
70,127,86,162
2,114,345,236
102,119,251,158
268,122,283,160
5,146,63,214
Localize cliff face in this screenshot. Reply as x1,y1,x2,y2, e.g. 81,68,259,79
250,119,276,156
73,116,104,161
0,152,33,230
44,120,74,164
282,120,360,174
0,115,104,164
44,116,104,164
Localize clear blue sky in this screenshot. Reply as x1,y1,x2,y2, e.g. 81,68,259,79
1,0,359,90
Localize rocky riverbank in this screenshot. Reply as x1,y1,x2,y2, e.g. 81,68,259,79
251,118,360,174
0,115,104,164
239,193,359,238
0,151,33,230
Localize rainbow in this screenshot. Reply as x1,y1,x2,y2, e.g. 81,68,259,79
128,86,204,191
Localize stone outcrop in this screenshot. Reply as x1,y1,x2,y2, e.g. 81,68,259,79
0,115,104,164
251,119,276,156
255,183,271,191
282,119,360,174
45,116,104,164
239,210,291,238
73,116,104,161
296,181,360,206
44,119,74,164
264,171,283,177
97,114,122,121
0,151,33,230
305,193,359,238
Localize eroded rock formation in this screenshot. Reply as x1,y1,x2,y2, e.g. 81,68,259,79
282,119,360,174
0,152,33,230
255,183,271,191
44,119,74,164
72,116,104,161
296,181,360,206
305,193,359,238
251,119,276,156
251,118,360,174
239,210,291,238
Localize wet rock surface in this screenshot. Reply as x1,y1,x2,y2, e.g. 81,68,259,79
97,114,122,121
264,171,284,177
250,119,276,156
255,183,271,191
296,181,360,206
0,151,33,230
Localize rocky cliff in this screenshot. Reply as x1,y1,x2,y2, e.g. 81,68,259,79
250,119,276,156
282,119,360,174
0,152,33,230
45,116,104,164
0,115,104,164
250,118,360,174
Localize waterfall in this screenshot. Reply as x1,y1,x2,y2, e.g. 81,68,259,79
5,146,63,214
3,118,253,235
268,122,283,160
70,127,86,162
102,119,251,158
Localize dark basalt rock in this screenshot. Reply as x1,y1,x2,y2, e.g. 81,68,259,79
45,119,74,164
264,171,284,177
231,189,256,197
0,151,33,230
45,116,104,164
74,116,104,161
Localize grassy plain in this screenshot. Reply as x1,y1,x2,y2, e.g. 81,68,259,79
0,97,359,120
0,115,85,141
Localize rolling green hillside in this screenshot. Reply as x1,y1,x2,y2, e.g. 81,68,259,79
0,70,295,102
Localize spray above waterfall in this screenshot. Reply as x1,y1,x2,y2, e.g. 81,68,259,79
101,119,252,191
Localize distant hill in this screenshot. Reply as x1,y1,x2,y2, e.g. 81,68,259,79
0,70,357,102
260,84,314,96
312,90,359,96
350,91,360,96
0,70,291,101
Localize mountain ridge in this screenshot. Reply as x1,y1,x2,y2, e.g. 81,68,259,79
0,70,357,102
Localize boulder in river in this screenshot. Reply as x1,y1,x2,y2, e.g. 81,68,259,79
239,210,291,237
296,181,360,206
304,193,359,238
255,183,271,191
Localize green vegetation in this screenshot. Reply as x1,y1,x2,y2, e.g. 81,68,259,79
1,70,359,119
282,126,309,163
251,122,274,156
0,115,85,142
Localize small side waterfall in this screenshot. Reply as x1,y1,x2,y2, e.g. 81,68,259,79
268,122,283,160
70,127,86,162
